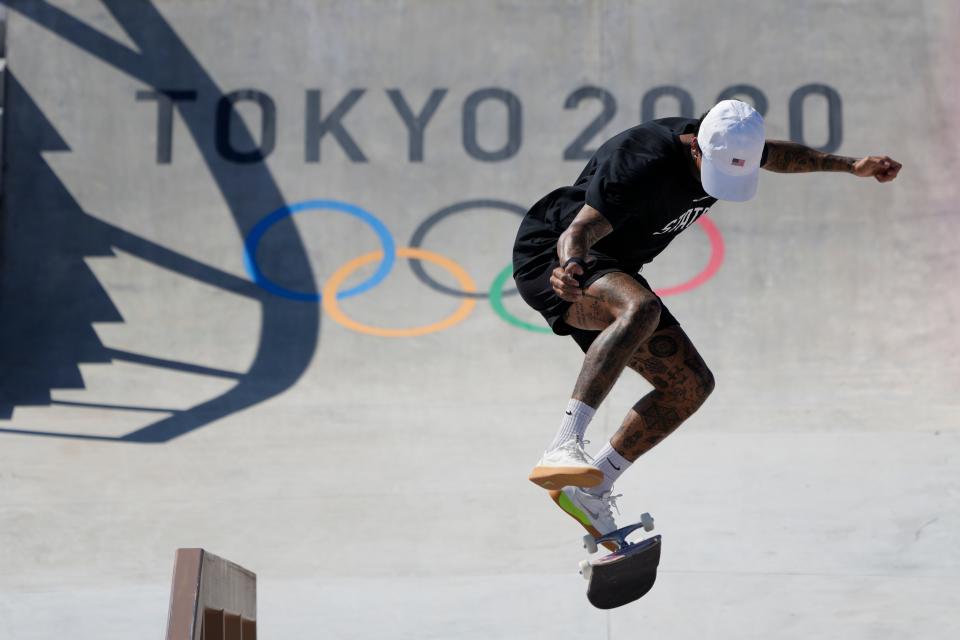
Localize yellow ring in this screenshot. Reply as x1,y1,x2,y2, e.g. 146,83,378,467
322,247,477,337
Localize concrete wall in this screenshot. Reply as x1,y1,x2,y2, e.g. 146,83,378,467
0,2,957,639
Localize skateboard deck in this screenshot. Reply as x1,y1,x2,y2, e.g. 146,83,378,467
579,517,661,610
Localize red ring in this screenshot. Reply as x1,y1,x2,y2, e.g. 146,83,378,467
653,217,725,297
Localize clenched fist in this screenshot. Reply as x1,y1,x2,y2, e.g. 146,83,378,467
551,259,587,302
853,155,901,182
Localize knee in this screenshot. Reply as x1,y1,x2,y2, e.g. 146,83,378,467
694,366,716,406
664,360,714,410
620,297,661,339
701,368,716,399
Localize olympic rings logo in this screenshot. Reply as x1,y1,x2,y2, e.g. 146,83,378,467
243,199,725,337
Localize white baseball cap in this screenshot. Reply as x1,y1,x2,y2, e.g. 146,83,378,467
698,100,765,202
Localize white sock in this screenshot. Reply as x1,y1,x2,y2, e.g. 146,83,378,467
588,441,632,495
547,399,596,450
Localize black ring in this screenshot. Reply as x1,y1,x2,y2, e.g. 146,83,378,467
407,199,527,299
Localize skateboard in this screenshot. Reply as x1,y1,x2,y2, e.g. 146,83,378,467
578,513,661,609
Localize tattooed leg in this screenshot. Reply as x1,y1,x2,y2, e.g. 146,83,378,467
610,326,716,461
562,272,662,408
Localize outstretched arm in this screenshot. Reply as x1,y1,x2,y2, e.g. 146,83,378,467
763,140,902,182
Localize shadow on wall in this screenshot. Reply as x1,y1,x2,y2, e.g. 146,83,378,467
0,0,319,442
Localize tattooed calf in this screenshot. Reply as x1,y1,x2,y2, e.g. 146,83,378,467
611,326,716,460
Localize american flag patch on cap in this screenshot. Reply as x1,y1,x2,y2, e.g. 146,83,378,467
731,158,746,167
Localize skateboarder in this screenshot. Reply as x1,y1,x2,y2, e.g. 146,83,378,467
513,99,901,539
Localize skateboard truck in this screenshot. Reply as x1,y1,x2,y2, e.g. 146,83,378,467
582,512,654,554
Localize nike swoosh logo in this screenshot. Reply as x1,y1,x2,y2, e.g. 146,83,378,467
693,196,713,203
576,496,601,520
565,410,572,415
606,458,621,471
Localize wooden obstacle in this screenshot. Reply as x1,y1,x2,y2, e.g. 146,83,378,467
165,549,257,640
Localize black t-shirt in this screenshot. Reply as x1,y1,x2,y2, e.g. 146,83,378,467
514,117,739,277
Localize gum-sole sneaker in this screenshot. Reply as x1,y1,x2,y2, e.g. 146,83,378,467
529,465,603,489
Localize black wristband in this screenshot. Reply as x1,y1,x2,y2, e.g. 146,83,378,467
562,256,589,271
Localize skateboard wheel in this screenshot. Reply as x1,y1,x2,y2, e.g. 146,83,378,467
641,512,654,532
582,534,598,554
578,559,592,580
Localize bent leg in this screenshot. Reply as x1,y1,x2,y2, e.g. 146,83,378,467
611,325,716,461
562,272,662,408
528,272,661,490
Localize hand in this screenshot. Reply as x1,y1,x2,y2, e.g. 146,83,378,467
852,155,901,183
550,260,585,302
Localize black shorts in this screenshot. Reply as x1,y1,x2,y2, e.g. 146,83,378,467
512,253,679,353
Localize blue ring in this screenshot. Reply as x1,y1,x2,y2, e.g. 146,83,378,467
243,199,395,302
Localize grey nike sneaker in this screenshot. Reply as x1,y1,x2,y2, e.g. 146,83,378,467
549,486,622,552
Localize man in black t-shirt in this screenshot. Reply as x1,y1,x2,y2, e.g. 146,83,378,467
513,100,901,542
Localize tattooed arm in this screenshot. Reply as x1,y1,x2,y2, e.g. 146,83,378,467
557,204,612,264
550,204,613,301
763,140,902,182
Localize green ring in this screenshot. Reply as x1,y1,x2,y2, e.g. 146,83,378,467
489,264,553,334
